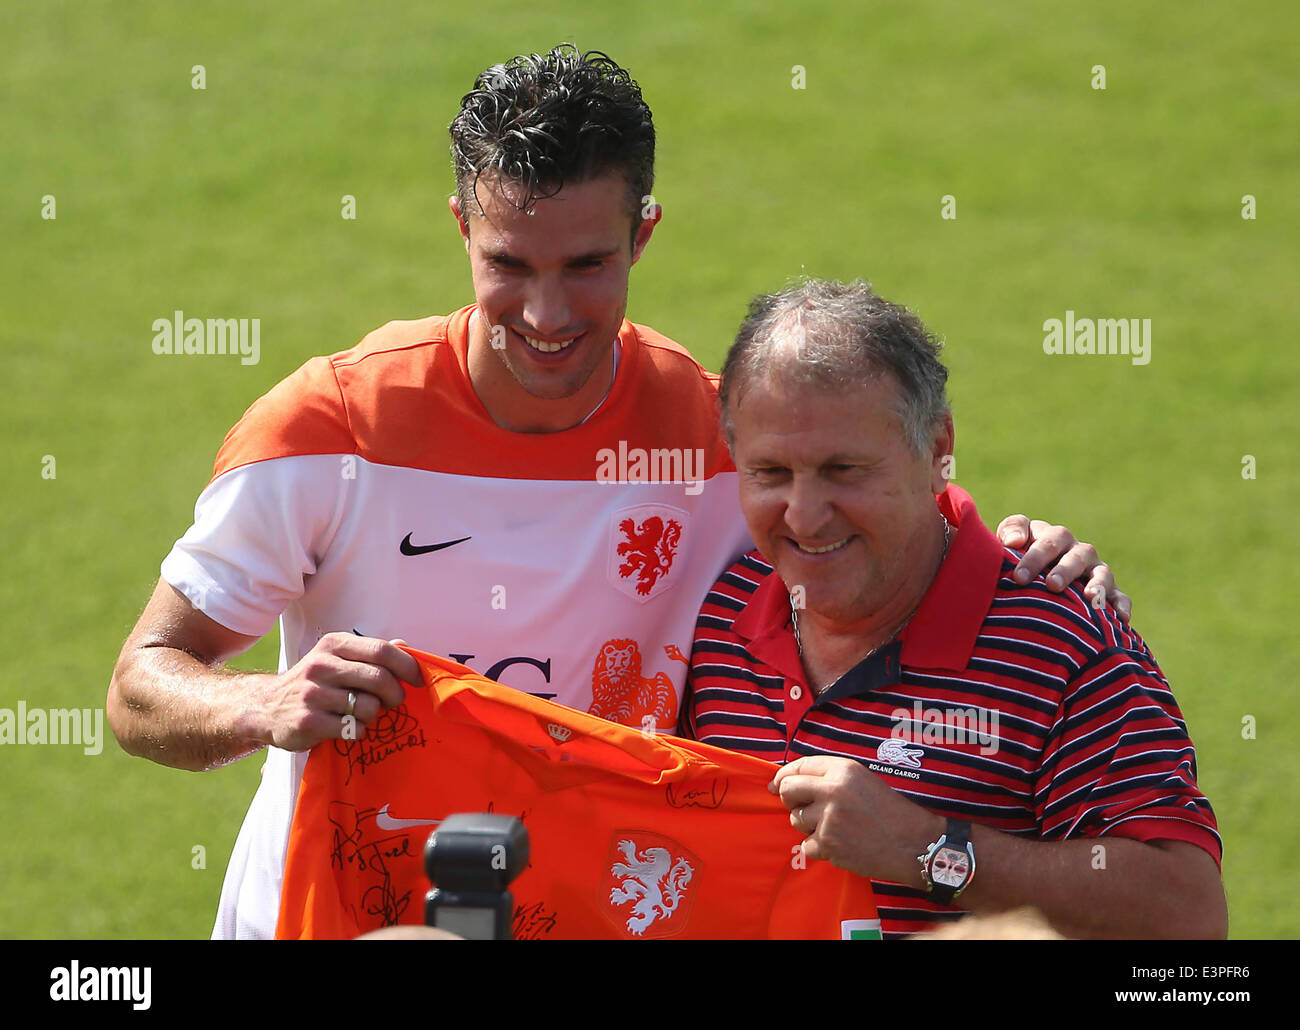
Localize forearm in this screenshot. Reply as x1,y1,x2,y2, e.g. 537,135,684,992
780,738,1223,939
953,823,1227,939
108,645,270,772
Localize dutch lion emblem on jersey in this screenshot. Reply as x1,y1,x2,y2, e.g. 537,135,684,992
587,639,679,730
608,504,689,603
617,515,682,595
608,840,695,936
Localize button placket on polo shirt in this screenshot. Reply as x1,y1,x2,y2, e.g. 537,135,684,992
782,672,815,760
786,642,907,764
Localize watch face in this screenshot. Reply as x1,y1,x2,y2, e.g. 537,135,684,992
930,845,971,889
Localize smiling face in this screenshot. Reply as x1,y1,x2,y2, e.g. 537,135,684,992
730,369,954,632
452,172,657,432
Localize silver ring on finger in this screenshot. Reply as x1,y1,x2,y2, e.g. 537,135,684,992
345,691,357,717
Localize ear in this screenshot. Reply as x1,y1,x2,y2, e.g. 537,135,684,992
630,202,661,266
449,195,471,251
928,413,956,495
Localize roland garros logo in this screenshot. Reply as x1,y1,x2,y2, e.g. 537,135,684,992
868,738,924,782
877,738,924,768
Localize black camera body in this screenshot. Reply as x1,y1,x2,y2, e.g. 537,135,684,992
424,813,530,940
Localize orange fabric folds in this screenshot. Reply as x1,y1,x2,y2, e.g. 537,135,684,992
277,648,879,939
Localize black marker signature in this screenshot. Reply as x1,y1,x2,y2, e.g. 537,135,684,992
514,900,558,940
333,703,428,784
665,778,729,809
327,801,416,928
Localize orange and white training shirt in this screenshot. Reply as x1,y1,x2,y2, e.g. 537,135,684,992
159,305,753,938
277,649,881,939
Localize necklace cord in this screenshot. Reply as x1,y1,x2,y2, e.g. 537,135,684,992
791,513,952,694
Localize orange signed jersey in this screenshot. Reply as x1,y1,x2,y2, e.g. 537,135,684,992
160,306,754,937
276,650,881,940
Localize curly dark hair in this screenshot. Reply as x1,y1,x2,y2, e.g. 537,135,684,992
450,44,655,236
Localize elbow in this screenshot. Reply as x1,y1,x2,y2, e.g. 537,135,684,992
107,654,148,759
1149,842,1227,936
1183,881,1229,940
108,649,229,773
1159,845,1229,940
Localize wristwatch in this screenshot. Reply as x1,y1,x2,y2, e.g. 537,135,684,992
917,819,976,904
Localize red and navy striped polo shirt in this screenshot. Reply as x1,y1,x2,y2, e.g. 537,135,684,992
681,485,1221,938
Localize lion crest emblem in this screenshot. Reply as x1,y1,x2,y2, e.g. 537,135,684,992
607,839,695,937
587,639,682,730
609,504,688,602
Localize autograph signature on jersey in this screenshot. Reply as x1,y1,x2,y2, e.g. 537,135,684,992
513,901,558,940
665,777,729,810
327,801,414,928
333,703,428,785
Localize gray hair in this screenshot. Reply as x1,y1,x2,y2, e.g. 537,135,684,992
718,278,950,454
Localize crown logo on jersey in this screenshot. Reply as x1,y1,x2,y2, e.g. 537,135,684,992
546,722,572,743
608,504,688,603
604,833,698,938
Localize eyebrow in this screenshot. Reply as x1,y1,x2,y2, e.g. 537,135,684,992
744,453,877,468
822,453,873,465
481,246,620,266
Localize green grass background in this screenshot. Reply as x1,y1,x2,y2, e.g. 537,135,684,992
2,0,1295,938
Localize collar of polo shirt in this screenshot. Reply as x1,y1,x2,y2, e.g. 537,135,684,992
733,484,1008,689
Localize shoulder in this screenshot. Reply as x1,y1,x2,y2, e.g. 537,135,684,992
619,321,732,470
695,549,775,631
211,314,460,480
332,314,456,371
987,547,1163,683
626,321,721,396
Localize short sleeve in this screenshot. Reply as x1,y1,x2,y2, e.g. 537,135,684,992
1034,632,1223,868
160,454,352,637
160,355,356,638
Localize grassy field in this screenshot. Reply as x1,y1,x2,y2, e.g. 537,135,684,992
2,0,1295,939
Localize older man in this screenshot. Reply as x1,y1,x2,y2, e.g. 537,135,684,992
683,279,1226,939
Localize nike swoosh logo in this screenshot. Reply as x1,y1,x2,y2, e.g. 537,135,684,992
375,804,441,832
399,533,471,556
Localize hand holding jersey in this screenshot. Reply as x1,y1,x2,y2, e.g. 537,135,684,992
774,754,943,886
257,633,420,751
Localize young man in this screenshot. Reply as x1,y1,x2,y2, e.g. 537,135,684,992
108,46,1122,939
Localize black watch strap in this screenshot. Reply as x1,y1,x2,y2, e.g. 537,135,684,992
927,818,973,906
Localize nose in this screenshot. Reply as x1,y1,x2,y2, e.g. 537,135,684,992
521,275,573,340
782,471,832,540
